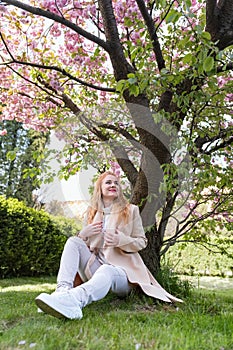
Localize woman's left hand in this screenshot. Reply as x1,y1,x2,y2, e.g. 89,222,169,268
104,229,119,246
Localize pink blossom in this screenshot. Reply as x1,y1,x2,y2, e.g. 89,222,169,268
187,201,197,209
0,129,7,136
115,169,121,177
217,76,231,88
226,94,233,102
110,161,121,177
130,31,141,42
0,5,7,13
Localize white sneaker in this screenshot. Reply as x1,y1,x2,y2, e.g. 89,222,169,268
35,292,83,320
37,286,71,313
53,285,71,294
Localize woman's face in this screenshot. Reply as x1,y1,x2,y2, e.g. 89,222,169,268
101,174,119,202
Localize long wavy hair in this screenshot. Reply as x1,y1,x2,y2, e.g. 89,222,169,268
86,171,130,224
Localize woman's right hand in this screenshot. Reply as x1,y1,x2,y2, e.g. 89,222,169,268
78,221,103,239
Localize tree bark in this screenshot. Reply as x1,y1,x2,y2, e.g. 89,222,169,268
140,225,161,276
206,0,233,49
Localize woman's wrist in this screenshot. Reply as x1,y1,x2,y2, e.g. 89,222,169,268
77,230,85,238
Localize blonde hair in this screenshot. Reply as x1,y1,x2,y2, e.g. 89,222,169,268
87,171,130,224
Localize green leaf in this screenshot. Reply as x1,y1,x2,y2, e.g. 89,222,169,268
6,150,17,161
201,31,211,41
115,79,127,93
128,77,137,85
139,79,149,93
183,53,194,65
129,84,139,96
203,56,214,72
124,17,133,27
127,73,136,79
165,9,181,24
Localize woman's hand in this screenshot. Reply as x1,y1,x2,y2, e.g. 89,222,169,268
78,222,103,239
104,229,119,247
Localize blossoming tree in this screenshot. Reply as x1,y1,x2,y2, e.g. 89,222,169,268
0,0,232,274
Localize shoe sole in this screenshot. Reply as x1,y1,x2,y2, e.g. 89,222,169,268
35,293,82,320
35,294,67,319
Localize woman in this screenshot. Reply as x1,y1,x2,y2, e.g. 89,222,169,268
35,171,182,319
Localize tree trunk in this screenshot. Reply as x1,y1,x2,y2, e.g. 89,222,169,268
140,225,161,276
130,155,166,275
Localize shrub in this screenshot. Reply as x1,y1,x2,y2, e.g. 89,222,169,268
0,195,68,278
50,215,82,237
155,265,193,299
164,239,233,277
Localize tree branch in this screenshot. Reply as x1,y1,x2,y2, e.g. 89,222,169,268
5,59,115,93
4,62,63,105
135,0,165,71
97,123,142,148
205,136,233,155
194,127,233,155
98,0,134,80
163,196,226,246
0,28,114,92
61,93,139,186
1,0,110,51
217,61,233,73
162,239,232,257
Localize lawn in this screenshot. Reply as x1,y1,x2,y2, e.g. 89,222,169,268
0,276,232,350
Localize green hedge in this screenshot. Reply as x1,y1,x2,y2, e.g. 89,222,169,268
50,215,82,238
163,238,233,277
0,196,68,278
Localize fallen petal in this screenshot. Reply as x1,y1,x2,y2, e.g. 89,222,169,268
18,340,26,345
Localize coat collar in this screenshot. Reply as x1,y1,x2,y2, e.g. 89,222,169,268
92,208,119,231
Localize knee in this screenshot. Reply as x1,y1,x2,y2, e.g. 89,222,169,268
66,236,86,248
96,264,114,277
92,265,113,285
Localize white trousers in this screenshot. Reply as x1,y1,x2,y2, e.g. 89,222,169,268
57,237,131,308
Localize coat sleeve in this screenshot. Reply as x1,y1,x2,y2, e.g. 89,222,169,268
116,205,147,253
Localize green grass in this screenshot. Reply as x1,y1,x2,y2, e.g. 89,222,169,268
0,277,232,350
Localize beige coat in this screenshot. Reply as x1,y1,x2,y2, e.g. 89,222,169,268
84,204,182,303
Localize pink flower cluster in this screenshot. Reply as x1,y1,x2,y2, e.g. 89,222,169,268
0,0,231,138
110,161,121,177
41,0,68,14
0,129,7,136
